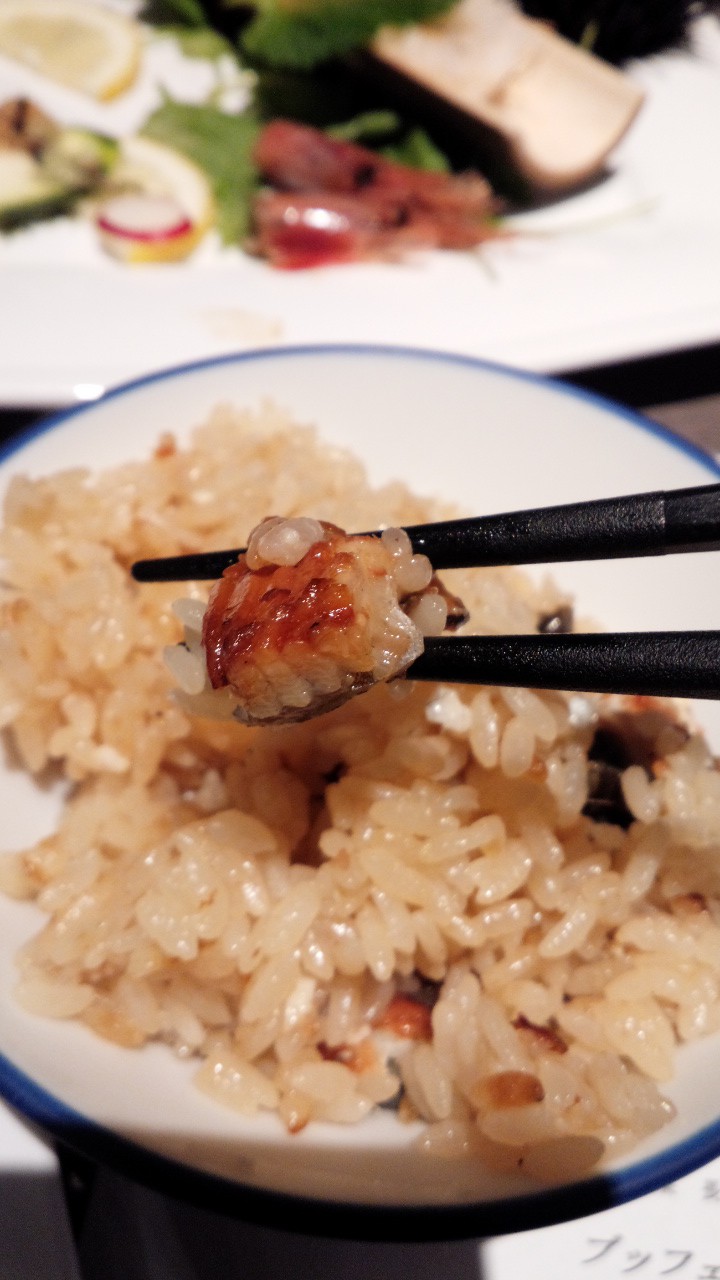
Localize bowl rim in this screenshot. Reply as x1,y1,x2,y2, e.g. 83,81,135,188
1,341,720,1241
2,341,719,477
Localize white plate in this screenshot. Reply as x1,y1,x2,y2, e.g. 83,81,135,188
1,344,720,1240
2,12,720,406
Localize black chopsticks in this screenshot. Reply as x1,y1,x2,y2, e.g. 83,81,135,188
412,631,720,701
131,481,720,582
131,482,720,703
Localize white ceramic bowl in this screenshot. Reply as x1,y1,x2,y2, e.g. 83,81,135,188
1,345,720,1241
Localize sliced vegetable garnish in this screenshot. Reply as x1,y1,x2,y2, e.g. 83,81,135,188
41,129,119,191
0,149,80,231
96,194,201,262
98,194,192,239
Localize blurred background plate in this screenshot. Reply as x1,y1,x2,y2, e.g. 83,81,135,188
1,12,720,405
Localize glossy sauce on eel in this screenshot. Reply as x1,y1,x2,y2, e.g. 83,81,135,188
165,516,467,726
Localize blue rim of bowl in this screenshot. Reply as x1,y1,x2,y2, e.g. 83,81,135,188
1,342,720,1241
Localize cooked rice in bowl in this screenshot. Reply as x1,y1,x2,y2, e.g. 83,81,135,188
2,401,720,1187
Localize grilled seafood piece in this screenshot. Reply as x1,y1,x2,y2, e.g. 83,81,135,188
165,518,465,726
250,120,503,269
251,187,503,269
254,120,495,213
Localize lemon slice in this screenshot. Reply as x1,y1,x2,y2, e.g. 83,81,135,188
97,136,215,262
0,0,142,100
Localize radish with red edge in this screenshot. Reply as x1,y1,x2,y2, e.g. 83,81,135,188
95,193,203,263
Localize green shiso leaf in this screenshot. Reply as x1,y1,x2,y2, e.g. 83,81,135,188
241,0,458,70
327,113,451,171
142,99,261,242
381,126,450,172
326,110,402,142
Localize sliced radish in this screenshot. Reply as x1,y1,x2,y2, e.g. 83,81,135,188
97,194,192,241
95,193,199,262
